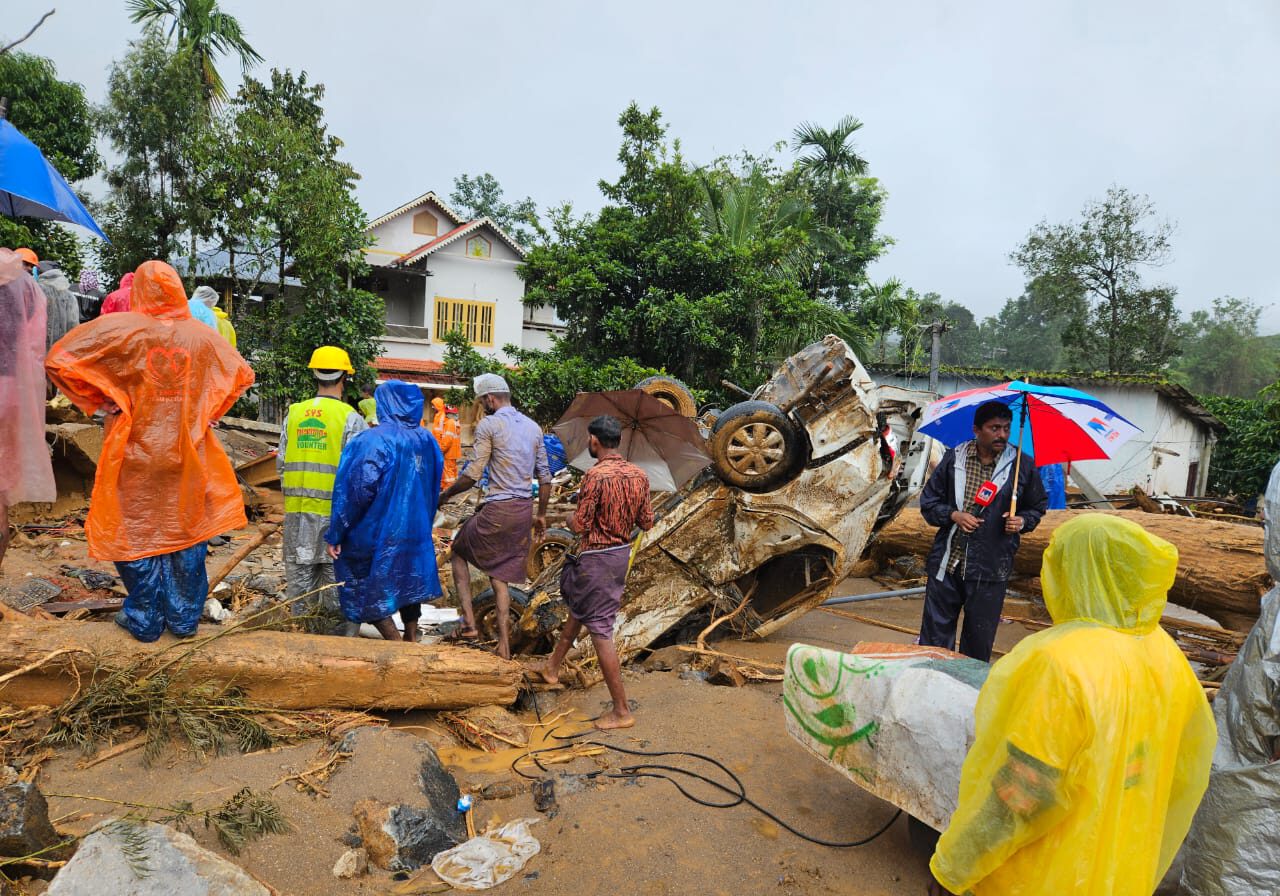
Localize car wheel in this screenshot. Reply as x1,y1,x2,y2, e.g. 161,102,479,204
634,375,698,417
471,585,532,648
708,400,805,491
526,527,576,580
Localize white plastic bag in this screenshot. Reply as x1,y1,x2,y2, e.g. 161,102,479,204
430,818,541,891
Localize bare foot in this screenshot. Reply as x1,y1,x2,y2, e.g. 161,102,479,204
535,665,560,686
593,711,635,731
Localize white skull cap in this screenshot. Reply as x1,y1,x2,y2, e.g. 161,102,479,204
473,373,510,397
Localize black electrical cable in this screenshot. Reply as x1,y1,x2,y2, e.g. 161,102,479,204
509,719,902,849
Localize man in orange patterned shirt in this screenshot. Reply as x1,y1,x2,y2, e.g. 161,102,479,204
538,415,653,730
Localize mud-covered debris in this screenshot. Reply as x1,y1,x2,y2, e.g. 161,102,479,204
439,706,529,752
353,800,464,871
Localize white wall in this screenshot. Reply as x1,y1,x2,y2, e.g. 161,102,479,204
872,372,1216,496
364,201,461,266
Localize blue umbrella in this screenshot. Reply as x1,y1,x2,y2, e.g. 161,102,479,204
0,118,108,242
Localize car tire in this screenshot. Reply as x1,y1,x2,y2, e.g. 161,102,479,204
634,375,698,417
526,527,576,580
708,400,805,492
471,585,532,647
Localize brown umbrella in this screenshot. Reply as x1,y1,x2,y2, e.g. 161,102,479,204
553,390,710,491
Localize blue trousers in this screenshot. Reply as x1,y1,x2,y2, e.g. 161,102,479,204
114,543,209,642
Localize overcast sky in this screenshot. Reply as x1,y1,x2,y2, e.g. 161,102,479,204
17,0,1280,333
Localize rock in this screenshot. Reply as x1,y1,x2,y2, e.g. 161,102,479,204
417,745,464,815
706,658,747,687
0,784,59,858
48,820,269,895
479,780,528,801
640,645,687,672
517,689,559,716
245,574,284,594
332,847,368,879
678,669,709,683
352,801,463,872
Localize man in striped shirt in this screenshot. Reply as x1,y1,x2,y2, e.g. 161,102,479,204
538,415,653,730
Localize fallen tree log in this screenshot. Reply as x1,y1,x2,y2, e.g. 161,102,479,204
875,509,1268,631
0,610,521,710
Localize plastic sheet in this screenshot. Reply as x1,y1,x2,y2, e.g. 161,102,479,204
0,249,56,504
784,642,986,831
430,818,541,890
326,381,444,623
37,267,80,351
931,514,1216,896
1179,461,1280,895
45,260,254,561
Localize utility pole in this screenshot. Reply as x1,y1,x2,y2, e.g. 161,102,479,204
926,319,951,394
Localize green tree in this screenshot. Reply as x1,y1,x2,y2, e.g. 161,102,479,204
441,331,663,427
521,104,826,394
213,70,383,410
449,173,538,246
786,116,888,307
1173,297,1278,397
977,278,1084,370
1200,390,1280,498
126,0,262,105
96,34,208,278
860,278,912,363
0,51,99,276
1012,187,1181,373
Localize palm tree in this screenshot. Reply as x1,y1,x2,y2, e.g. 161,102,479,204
861,278,912,363
791,115,869,183
127,0,263,104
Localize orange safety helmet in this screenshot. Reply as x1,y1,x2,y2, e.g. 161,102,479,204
14,248,38,267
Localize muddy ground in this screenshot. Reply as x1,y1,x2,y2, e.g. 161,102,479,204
1,520,1042,896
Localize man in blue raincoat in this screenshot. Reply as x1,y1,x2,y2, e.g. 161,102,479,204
325,381,444,641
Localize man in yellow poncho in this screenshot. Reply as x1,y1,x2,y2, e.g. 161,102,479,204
929,514,1215,896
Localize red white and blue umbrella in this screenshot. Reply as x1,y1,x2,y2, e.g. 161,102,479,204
918,380,1141,466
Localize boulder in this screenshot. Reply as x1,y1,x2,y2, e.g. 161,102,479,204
48,821,269,895
352,801,463,872
331,847,368,879
0,783,59,858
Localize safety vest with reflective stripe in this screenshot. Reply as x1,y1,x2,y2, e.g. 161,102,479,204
282,397,351,515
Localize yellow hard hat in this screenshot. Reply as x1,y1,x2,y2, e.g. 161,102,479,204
308,346,355,374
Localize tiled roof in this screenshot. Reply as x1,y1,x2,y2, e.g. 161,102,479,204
393,217,526,266
367,191,468,230
374,356,464,387
375,357,444,374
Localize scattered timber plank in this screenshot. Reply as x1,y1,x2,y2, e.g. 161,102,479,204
0,609,522,711
41,598,124,615
876,509,1268,631
235,452,281,487
206,524,280,593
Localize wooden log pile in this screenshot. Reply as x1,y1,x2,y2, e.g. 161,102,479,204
875,509,1269,631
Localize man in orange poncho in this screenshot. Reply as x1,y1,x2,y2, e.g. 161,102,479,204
428,396,461,488
46,260,254,642
0,249,57,573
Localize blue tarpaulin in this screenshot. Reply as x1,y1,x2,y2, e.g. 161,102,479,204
326,381,444,623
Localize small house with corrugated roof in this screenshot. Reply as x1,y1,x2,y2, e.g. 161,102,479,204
869,365,1226,497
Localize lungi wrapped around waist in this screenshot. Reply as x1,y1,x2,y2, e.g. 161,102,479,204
452,497,533,583
559,543,632,637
